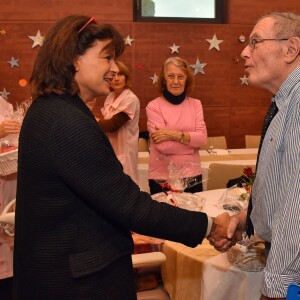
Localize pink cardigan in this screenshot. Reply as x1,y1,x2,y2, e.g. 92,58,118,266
146,96,207,180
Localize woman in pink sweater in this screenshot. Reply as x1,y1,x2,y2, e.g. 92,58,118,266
146,57,207,194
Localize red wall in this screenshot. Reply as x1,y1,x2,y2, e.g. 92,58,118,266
0,0,299,147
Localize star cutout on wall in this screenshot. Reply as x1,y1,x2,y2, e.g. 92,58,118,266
0,88,10,99
150,73,158,84
169,43,180,54
240,75,248,85
7,57,19,68
124,35,134,46
189,58,207,75
0,29,6,36
136,63,144,70
206,34,223,51
28,30,44,48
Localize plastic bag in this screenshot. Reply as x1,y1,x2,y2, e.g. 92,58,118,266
217,186,250,212
152,192,205,212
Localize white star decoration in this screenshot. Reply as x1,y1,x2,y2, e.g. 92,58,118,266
189,58,207,75
7,57,19,68
0,88,10,99
124,35,134,46
150,73,158,84
240,75,248,85
206,34,223,51
169,43,180,54
28,30,44,48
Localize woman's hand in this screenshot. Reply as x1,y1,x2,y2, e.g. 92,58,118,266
0,119,21,136
152,127,182,144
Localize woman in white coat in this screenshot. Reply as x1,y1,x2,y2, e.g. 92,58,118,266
98,61,140,184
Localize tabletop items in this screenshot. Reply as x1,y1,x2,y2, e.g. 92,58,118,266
0,149,18,176
217,186,250,212
152,192,205,212
227,236,266,272
161,189,264,300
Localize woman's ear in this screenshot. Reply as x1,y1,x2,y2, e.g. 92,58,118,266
74,57,80,72
285,37,300,64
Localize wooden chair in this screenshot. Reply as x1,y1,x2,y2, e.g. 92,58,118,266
245,135,260,148
201,136,227,151
139,138,150,152
207,163,256,190
139,131,150,152
0,198,15,226
133,252,170,300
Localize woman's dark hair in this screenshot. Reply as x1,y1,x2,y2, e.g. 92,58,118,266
30,15,125,100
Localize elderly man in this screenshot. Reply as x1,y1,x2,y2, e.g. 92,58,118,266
225,12,300,300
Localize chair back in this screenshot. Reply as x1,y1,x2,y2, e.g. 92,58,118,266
133,252,170,300
201,136,227,151
245,135,260,148
207,163,256,190
0,198,15,226
139,138,149,152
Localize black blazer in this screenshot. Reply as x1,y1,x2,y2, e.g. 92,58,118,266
14,93,208,299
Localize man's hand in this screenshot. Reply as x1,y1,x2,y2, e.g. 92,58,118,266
227,209,247,245
208,209,248,252
207,212,231,252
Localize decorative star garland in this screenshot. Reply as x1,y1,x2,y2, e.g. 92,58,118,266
124,35,134,46
189,58,207,75
0,88,10,99
150,73,158,84
28,30,44,48
136,63,144,70
7,57,19,68
169,43,180,54
206,34,223,51
240,75,248,85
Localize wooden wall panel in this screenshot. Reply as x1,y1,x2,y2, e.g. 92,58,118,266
0,0,133,22
229,106,268,149
1,1,299,148
228,0,300,24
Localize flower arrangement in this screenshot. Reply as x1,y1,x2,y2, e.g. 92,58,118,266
242,166,256,193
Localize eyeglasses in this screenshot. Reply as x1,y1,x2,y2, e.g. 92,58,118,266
248,37,289,51
78,16,96,34
166,74,186,82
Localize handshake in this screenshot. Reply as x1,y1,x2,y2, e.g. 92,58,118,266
207,209,248,252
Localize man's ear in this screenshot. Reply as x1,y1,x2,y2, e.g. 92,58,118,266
285,37,300,64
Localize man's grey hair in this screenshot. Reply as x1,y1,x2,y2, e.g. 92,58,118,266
258,12,300,38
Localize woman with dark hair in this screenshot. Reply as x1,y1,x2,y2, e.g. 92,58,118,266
146,57,208,194
14,16,229,300
98,61,140,184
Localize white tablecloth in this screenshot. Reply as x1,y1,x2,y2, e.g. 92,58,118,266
138,149,258,193
161,189,263,300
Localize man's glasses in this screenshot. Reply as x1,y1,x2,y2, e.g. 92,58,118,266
78,16,96,34
248,37,289,51
166,74,186,82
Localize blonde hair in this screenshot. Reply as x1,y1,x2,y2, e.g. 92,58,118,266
113,61,131,90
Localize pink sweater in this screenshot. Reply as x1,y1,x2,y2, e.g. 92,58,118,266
146,96,207,180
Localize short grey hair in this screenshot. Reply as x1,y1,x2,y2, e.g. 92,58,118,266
258,12,300,38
